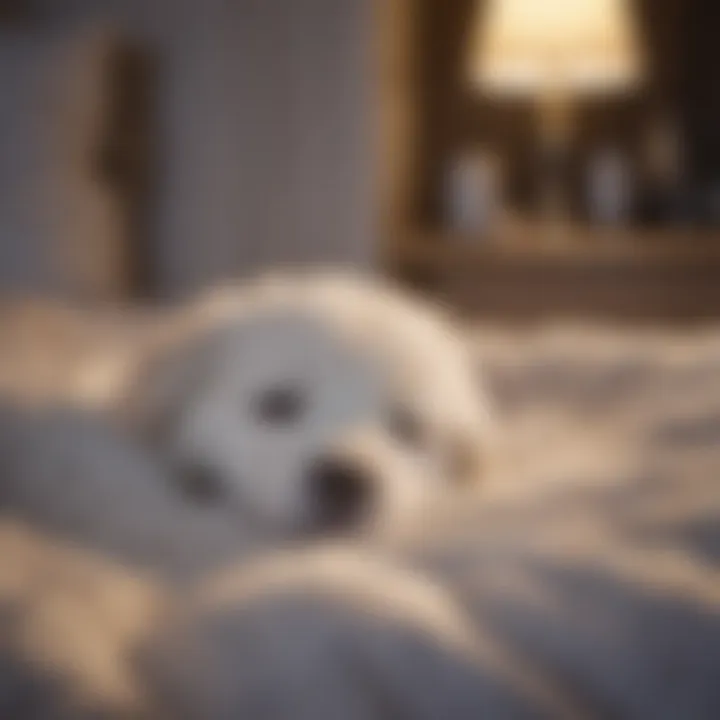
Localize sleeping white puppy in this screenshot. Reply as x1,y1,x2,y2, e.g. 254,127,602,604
124,270,493,543
0,271,502,719
0,270,491,574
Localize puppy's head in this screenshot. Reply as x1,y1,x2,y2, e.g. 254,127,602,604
128,273,492,540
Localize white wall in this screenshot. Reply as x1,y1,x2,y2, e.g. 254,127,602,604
32,0,376,297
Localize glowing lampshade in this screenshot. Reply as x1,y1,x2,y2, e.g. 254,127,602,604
470,0,643,96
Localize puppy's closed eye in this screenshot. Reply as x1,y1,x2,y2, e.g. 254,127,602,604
177,462,226,504
253,384,307,427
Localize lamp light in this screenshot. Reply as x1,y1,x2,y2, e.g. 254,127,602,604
470,0,643,235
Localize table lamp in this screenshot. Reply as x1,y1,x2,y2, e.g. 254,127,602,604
469,0,643,235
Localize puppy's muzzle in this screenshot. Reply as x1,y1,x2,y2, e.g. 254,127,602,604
306,456,374,533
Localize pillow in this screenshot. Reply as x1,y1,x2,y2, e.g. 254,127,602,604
0,24,127,299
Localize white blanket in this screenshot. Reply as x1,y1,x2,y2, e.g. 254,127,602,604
0,318,717,718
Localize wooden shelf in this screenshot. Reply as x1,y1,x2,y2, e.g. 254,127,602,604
390,228,720,322
393,227,720,266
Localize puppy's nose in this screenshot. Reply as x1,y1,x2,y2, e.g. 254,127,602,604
307,457,373,532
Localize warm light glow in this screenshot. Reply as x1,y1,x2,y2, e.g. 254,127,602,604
471,0,643,95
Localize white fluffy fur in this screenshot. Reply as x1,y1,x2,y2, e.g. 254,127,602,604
0,272,493,552
123,271,493,541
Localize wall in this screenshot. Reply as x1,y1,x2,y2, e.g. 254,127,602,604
31,0,375,298
683,0,720,188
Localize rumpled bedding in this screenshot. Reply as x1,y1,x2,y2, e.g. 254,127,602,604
408,324,720,718
0,310,718,718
